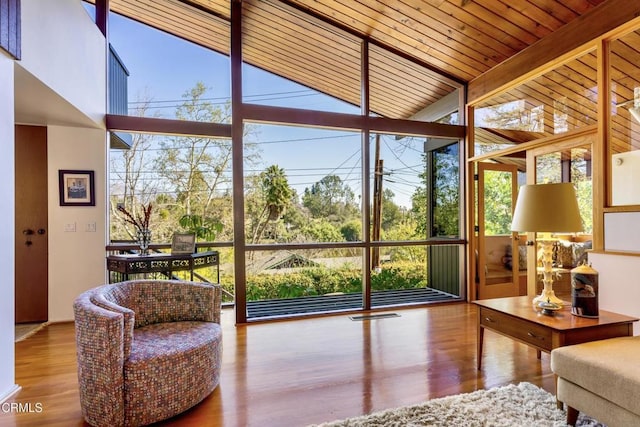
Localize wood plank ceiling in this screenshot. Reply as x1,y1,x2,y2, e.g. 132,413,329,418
102,0,608,126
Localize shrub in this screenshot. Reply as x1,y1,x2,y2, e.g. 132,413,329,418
244,261,426,301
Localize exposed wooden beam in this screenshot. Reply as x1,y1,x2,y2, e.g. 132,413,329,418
105,114,232,137
231,0,247,325
468,0,640,104
243,103,465,139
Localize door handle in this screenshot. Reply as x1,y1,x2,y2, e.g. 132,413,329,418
37,228,46,235
23,229,34,235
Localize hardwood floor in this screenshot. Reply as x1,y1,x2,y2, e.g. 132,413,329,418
5,302,557,426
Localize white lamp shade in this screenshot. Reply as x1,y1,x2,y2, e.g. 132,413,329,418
511,183,583,233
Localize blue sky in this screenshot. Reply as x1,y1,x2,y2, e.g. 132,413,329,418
105,9,424,209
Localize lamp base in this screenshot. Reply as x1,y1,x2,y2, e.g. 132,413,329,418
532,289,564,308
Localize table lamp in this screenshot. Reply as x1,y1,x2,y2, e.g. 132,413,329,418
511,183,583,307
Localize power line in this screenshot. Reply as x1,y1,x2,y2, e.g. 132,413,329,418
128,89,316,105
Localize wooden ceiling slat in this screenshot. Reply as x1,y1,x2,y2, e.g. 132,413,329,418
453,0,545,43
531,0,586,21
557,0,601,15
243,1,359,58
288,0,485,79
351,0,503,69
368,50,456,102
395,0,515,59
496,0,573,33
420,0,531,52
241,0,362,109
241,28,360,106
369,45,458,89
111,0,229,54
188,0,230,19
114,0,227,33
242,41,360,105
244,0,458,118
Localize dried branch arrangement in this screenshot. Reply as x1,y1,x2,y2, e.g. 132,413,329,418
117,203,152,232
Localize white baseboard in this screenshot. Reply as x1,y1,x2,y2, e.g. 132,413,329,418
0,384,21,403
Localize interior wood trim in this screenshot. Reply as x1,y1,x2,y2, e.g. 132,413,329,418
105,114,232,137
594,39,607,252
589,249,640,258
468,0,640,104
467,125,597,164
465,103,476,302
603,205,640,213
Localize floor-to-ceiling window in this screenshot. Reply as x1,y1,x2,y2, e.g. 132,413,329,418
100,0,466,322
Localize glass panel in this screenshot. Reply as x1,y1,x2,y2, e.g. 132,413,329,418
609,28,640,206
109,133,233,243
371,244,462,307
474,49,597,156
369,45,461,122
242,0,361,114
245,248,363,319
535,147,592,234
369,133,422,242
482,170,513,236
370,134,460,242
109,11,230,120
242,64,359,113
244,124,361,244
430,142,461,238
482,169,514,286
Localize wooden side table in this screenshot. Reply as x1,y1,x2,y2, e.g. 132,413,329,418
474,296,638,370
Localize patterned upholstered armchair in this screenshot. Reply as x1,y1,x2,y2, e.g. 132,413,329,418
73,280,223,427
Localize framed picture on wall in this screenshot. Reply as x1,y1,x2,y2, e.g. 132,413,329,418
171,233,196,255
58,170,95,206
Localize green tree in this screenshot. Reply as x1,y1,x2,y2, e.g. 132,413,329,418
302,174,358,222
152,82,258,240
301,219,344,242
250,165,294,244
340,220,361,241
381,189,403,232
412,143,460,238
483,169,513,235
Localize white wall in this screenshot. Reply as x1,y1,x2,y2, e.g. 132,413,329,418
604,212,640,252
611,151,640,205
591,211,640,335
19,0,105,125
0,52,18,401
48,126,107,322
590,252,640,335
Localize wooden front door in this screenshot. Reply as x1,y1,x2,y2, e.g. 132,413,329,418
15,125,48,323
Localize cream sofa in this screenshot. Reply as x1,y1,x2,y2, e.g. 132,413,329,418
551,336,640,426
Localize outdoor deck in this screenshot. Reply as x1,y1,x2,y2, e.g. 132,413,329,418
246,287,460,319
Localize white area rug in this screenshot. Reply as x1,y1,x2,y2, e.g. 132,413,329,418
311,382,604,427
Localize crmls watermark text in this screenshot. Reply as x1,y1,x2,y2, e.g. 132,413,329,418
1,402,43,413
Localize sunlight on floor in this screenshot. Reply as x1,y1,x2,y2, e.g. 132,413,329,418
15,323,46,342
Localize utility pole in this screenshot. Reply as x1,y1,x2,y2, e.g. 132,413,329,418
372,134,383,270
